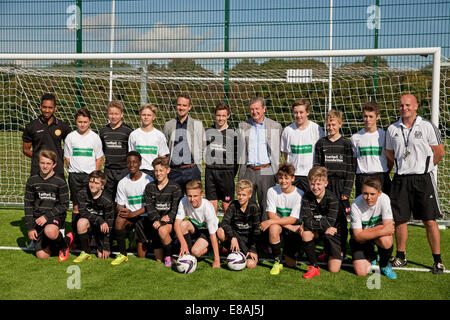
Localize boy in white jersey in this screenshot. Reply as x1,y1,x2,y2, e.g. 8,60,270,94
111,151,153,265
351,101,392,197
64,108,104,242
281,99,325,192
260,163,304,275
350,177,397,279
128,103,169,179
174,180,221,268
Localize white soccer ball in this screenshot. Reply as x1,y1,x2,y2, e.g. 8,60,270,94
226,251,247,271
176,254,197,274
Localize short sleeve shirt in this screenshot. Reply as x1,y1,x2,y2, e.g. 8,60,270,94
385,116,442,175
351,128,389,174
176,197,219,234
115,173,153,216
266,185,304,220
22,116,71,177
350,193,393,230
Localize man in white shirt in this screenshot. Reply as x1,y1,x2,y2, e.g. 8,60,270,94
385,94,445,274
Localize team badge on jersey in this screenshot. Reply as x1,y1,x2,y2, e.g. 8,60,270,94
414,131,422,139
54,129,62,136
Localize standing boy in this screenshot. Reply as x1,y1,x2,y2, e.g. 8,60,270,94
74,170,115,262
205,102,239,214
301,166,347,279
314,109,354,212
144,156,184,267
174,180,221,268
24,150,73,261
350,177,397,279
217,179,261,269
128,103,170,178
351,101,391,197
99,100,133,200
260,163,304,275
281,99,325,192
111,151,153,265
64,108,104,240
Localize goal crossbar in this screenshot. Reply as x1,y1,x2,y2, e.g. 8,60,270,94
0,47,441,126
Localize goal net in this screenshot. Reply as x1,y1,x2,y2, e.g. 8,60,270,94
0,49,448,220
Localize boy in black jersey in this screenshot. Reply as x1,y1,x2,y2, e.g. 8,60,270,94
217,180,261,268
99,100,133,201
314,109,354,212
73,170,115,262
144,156,183,267
301,166,346,278
24,150,73,261
205,102,238,215
314,110,353,262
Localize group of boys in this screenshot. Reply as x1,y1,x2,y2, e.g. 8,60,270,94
22,92,445,278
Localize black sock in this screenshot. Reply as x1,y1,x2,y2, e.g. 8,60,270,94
396,250,406,260
162,243,172,257
115,229,128,255
304,240,318,267
378,246,393,268
270,242,282,262
79,232,90,253
432,254,442,264
55,232,67,250
184,233,193,252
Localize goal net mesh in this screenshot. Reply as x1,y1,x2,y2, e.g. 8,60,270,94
0,57,448,220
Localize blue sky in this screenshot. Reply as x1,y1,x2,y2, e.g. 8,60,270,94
0,0,448,70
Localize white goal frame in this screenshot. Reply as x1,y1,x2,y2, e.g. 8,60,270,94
0,47,444,210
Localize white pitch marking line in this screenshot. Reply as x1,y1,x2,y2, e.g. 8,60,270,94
1,245,448,273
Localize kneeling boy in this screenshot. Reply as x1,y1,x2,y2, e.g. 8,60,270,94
24,150,73,261
74,170,115,262
301,166,347,278
260,163,304,275
350,177,396,279
144,156,183,267
174,180,221,268
217,179,261,269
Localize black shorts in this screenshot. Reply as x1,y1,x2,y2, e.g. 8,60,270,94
133,216,162,248
205,167,235,202
34,217,64,253
68,172,89,206
104,167,128,201
283,229,303,260
293,175,310,193
304,222,347,260
355,172,391,198
390,173,441,223
350,237,377,262
222,233,251,255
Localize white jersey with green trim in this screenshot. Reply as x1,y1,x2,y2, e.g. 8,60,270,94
64,129,104,173
281,121,325,176
128,128,170,171
351,128,388,174
350,193,393,230
176,197,219,235
115,173,153,216
266,185,304,220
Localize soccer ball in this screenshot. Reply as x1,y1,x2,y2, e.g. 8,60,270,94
226,251,246,271
176,255,197,274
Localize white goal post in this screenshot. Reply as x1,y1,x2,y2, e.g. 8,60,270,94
0,47,447,221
